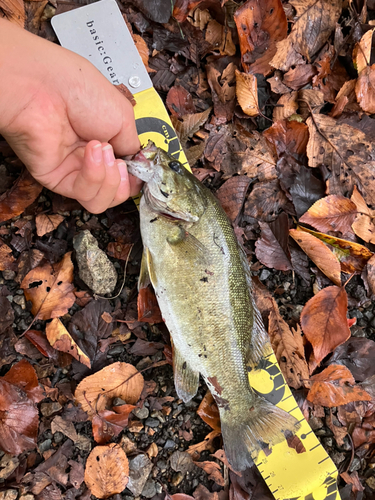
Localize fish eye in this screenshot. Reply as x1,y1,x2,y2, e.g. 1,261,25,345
169,161,182,172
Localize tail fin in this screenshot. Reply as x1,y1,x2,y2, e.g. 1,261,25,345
221,392,299,472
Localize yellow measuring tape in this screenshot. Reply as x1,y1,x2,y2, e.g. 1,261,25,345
132,86,341,500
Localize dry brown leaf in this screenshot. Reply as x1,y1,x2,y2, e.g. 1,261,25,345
351,185,372,216
271,0,342,72
366,254,375,295
296,225,373,274
166,85,196,119
75,362,144,417
330,95,349,118
46,318,91,368
263,119,309,156
273,91,298,121
0,240,15,271
205,19,236,56
353,28,374,74
0,170,42,223
132,34,155,73
352,215,375,244
0,0,24,26
216,176,251,222
21,252,75,320
306,114,375,208
298,88,324,120
289,229,341,286
235,70,258,117
307,364,372,407
355,65,375,114
187,430,220,460
193,461,225,486
197,391,221,432
234,0,287,75
84,443,129,498
171,107,212,146
300,286,350,365
267,71,291,94
299,195,358,234
35,214,64,237
269,309,309,389
283,64,317,90
255,217,292,272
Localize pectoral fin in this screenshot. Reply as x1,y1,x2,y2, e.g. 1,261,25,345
172,340,199,403
167,226,209,266
139,247,157,289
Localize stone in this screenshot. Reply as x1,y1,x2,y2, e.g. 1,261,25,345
145,417,159,428
133,406,149,420
141,479,157,498
127,455,153,497
0,491,18,500
2,270,15,281
73,230,117,295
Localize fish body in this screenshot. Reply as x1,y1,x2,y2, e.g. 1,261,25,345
126,143,298,471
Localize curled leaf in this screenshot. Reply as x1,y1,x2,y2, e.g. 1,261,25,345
46,318,91,368
235,70,258,117
0,170,42,223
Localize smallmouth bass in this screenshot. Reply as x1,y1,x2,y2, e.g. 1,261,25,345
126,142,298,471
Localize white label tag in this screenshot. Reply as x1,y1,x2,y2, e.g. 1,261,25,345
51,0,152,93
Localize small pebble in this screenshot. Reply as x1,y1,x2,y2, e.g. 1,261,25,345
141,479,157,498
164,439,176,450
349,457,361,472
366,476,375,490
13,295,26,309
259,269,271,280
309,417,323,430
331,451,346,465
38,439,51,454
133,407,149,420
145,418,160,428
2,270,15,280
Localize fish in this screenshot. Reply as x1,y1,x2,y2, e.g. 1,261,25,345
126,141,299,471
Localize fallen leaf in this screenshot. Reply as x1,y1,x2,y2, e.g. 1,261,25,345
0,0,24,27
0,240,15,271
235,70,258,117
197,391,221,432
269,309,309,389
129,338,164,356
355,65,375,114
35,214,64,237
234,0,287,75
132,34,155,73
166,86,196,119
171,107,212,146
51,415,90,450
298,88,325,120
263,119,309,157
329,337,375,382
187,430,220,460
307,364,372,407
137,286,163,324
353,28,374,74
75,362,144,417
170,450,194,474
300,286,350,365
0,170,43,223
352,426,375,449
216,176,251,222
289,229,341,285
299,195,358,234
271,0,342,72
46,318,91,368
255,214,293,272
283,64,317,90
107,241,132,261
306,114,375,208
194,461,225,486
366,254,375,295
273,91,298,121
352,214,375,244
21,252,75,320
84,443,129,499
3,359,44,403
285,432,306,453
205,19,236,56
296,226,373,274
268,70,291,94
244,178,293,222
351,185,372,216
92,405,135,444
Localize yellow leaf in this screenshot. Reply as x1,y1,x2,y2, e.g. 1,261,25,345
235,70,259,117
46,318,91,368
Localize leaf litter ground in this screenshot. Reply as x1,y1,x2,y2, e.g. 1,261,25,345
3,0,375,499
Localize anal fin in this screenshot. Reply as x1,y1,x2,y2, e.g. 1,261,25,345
172,340,199,403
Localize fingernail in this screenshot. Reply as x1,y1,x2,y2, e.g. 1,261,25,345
118,161,128,181
103,145,115,167
92,143,102,163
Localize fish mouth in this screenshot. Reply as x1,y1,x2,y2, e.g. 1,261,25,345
123,142,159,182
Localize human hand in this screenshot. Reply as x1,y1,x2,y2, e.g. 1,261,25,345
0,19,142,214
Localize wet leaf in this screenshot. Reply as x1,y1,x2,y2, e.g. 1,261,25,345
166,85,196,119
283,64,317,90
216,176,251,222
84,443,129,498
306,114,375,208
329,338,375,382
187,430,221,460
271,0,342,72
75,362,144,417
92,405,135,444
255,215,293,272
300,286,350,365
289,229,341,285
296,226,373,274
3,359,44,403
21,252,75,320
137,286,163,324
307,364,372,407
46,318,91,368
35,214,64,237
244,178,293,222
234,0,287,75
235,70,258,117
299,195,358,234
197,391,221,432
263,119,309,157
0,170,42,223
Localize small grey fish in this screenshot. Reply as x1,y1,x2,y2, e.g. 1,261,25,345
126,142,299,471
